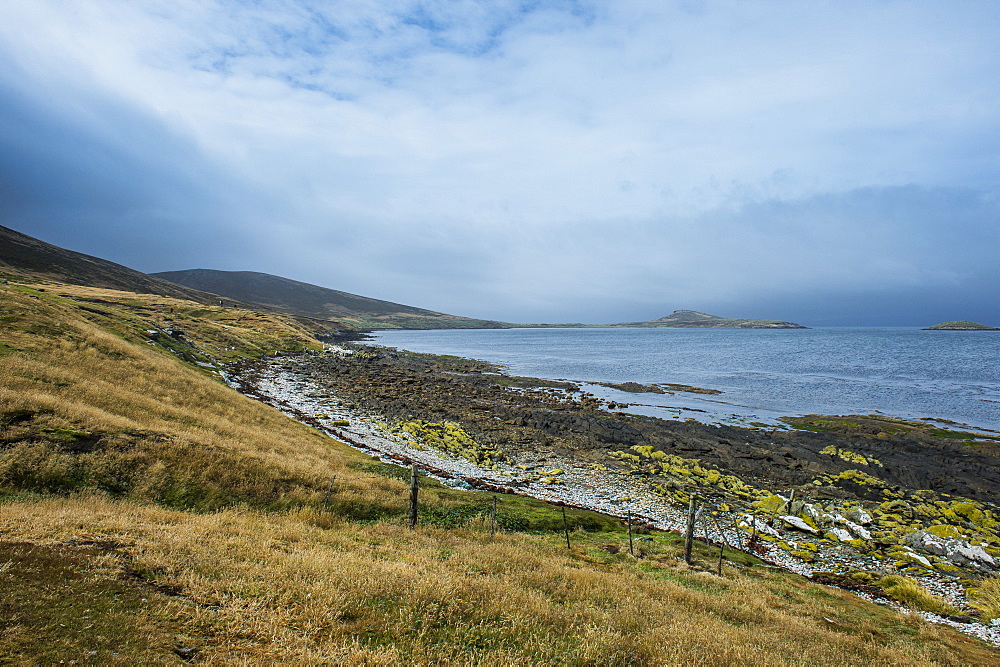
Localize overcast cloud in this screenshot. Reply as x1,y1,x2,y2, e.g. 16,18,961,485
1,0,997,325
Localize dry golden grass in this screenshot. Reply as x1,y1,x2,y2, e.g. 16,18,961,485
1,279,998,664
970,576,1000,622
2,281,324,361
876,575,961,617
0,282,388,509
2,495,996,665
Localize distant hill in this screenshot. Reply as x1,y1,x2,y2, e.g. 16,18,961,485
923,320,999,331
153,269,509,330
0,225,807,331
613,309,807,329
0,225,223,305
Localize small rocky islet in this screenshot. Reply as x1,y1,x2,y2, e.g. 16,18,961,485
231,341,1000,641
923,321,1000,331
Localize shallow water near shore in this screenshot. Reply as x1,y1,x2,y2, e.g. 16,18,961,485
369,327,1000,433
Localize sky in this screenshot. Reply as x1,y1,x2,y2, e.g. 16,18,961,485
0,0,997,326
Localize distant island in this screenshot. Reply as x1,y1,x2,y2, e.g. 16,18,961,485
610,309,807,329
923,320,999,331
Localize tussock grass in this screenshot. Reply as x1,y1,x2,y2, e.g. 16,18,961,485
876,575,961,617
970,576,1000,622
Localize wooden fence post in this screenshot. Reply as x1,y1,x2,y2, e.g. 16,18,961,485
684,494,698,565
323,475,336,512
710,510,728,575
717,534,726,575
627,510,635,556
748,515,759,554
562,504,571,549
490,495,497,540
409,464,419,530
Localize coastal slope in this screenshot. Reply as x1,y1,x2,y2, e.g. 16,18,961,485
1,225,806,332
0,225,224,305
154,268,509,330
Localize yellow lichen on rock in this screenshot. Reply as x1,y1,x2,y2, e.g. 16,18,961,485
820,445,883,467
753,495,787,515
392,419,508,468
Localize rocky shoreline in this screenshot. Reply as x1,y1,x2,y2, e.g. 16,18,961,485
225,344,1000,647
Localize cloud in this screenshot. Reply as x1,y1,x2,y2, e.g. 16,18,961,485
0,0,997,325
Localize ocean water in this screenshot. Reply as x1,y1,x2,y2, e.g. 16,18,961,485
368,327,1000,433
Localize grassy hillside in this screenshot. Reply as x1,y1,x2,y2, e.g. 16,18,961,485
0,225,226,306
1,279,996,663
154,268,511,330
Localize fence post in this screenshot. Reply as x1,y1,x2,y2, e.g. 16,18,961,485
562,504,571,548
409,464,419,530
490,495,497,540
710,510,728,575
748,514,759,554
717,533,726,575
627,510,635,556
323,475,336,512
684,494,698,565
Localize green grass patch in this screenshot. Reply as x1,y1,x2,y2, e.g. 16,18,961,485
347,461,621,533
0,541,189,663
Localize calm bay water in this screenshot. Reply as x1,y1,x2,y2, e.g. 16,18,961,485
369,327,1000,433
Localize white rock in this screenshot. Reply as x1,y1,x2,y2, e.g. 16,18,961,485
951,542,997,568
779,515,820,535
826,528,853,542
898,548,932,568
803,503,833,526
847,507,873,525
906,531,949,556
841,519,872,541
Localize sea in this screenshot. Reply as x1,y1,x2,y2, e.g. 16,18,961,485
367,327,1000,434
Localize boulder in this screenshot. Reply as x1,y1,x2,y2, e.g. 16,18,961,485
802,503,833,527
838,518,872,540
825,528,854,542
904,530,997,572
893,547,932,568
779,515,820,535
846,507,873,525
